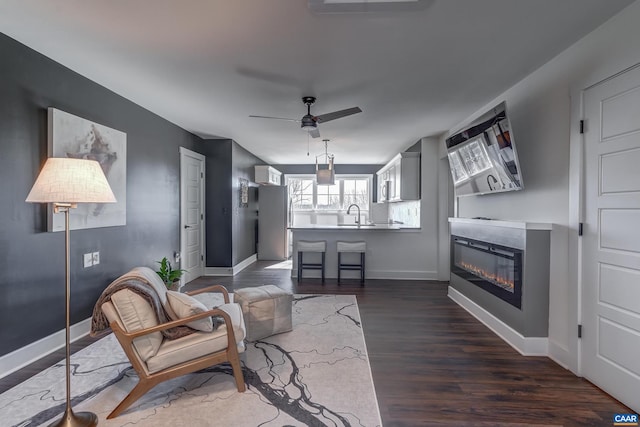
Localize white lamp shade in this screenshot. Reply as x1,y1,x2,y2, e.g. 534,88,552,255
26,158,117,204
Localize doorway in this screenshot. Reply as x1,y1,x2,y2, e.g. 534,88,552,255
179,147,205,284
581,63,640,412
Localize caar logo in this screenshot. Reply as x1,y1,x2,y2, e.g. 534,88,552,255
614,413,639,426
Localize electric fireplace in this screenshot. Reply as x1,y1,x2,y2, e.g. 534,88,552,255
451,235,522,309
448,218,551,341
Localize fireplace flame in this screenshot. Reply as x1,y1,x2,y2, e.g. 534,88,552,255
458,261,515,291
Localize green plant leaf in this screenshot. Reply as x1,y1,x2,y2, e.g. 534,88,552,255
155,256,186,287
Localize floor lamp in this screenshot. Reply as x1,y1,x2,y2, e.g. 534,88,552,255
26,158,116,427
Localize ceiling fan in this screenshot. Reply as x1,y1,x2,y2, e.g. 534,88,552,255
249,96,362,138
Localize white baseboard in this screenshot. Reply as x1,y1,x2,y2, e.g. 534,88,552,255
548,339,573,372
233,254,257,274
205,267,234,276
0,318,92,379
448,286,548,356
205,254,257,277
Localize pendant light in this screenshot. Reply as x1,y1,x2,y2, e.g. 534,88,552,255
316,139,335,185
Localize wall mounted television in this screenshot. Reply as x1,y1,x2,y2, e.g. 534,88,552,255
445,101,523,197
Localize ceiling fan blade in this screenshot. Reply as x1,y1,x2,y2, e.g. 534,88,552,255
249,115,299,122
315,107,362,124
309,127,321,138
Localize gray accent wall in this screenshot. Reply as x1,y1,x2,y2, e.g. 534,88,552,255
203,139,262,267
203,140,233,267
0,33,205,357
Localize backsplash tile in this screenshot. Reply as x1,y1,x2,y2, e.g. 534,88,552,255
388,200,420,227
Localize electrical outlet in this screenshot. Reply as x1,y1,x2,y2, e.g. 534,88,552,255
92,251,100,265
174,251,181,263
83,253,93,268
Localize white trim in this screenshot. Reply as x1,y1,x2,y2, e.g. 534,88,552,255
233,254,257,274
0,318,91,379
205,254,257,277
179,146,205,158
568,82,586,376
205,267,234,276
448,286,549,356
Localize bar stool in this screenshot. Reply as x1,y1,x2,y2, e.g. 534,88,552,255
297,240,326,282
337,241,366,285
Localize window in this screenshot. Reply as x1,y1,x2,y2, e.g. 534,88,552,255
288,178,314,210
343,178,369,207
286,175,372,226
317,182,340,209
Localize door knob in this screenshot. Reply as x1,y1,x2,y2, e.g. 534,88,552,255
184,225,193,229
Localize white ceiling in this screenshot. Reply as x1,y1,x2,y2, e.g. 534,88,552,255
0,0,633,164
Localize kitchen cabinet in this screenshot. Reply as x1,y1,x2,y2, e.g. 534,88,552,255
376,152,420,202
254,165,282,186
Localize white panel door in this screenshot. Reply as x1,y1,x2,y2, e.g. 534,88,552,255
582,64,640,412
180,148,205,285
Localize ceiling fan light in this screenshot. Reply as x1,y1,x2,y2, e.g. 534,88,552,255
301,115,316,131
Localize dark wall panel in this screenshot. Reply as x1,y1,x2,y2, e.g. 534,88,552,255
202,140,264,267
0,34,204,357
231,142,262,265
203,139,233,267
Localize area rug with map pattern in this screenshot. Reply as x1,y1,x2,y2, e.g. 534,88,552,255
0,294,382,427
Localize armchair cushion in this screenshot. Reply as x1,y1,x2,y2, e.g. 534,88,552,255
217,302,247,345
166,290,214,332
146,302,246,374
110,289,163,361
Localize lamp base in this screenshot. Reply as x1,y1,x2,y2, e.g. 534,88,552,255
49,407,98,427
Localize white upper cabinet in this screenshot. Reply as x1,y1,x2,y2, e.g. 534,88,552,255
376,152,420,202
254,165,282,186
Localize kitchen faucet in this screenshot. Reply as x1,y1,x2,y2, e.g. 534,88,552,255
346,203,361,225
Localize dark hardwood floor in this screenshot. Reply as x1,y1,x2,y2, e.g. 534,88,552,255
1,261,630,426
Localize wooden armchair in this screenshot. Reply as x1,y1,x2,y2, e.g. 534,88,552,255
101,283,246,419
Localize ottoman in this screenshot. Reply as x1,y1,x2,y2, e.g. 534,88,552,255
234,285,293,341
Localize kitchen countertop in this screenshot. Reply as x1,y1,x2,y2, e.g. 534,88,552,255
289,224,420,231
448,217,553,230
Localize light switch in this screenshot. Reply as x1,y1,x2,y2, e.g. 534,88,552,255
83,253,93,268
92,251,100,265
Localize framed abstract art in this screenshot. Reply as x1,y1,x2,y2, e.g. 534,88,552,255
47,108,127,231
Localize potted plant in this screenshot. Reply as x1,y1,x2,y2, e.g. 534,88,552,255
156,257,186,291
